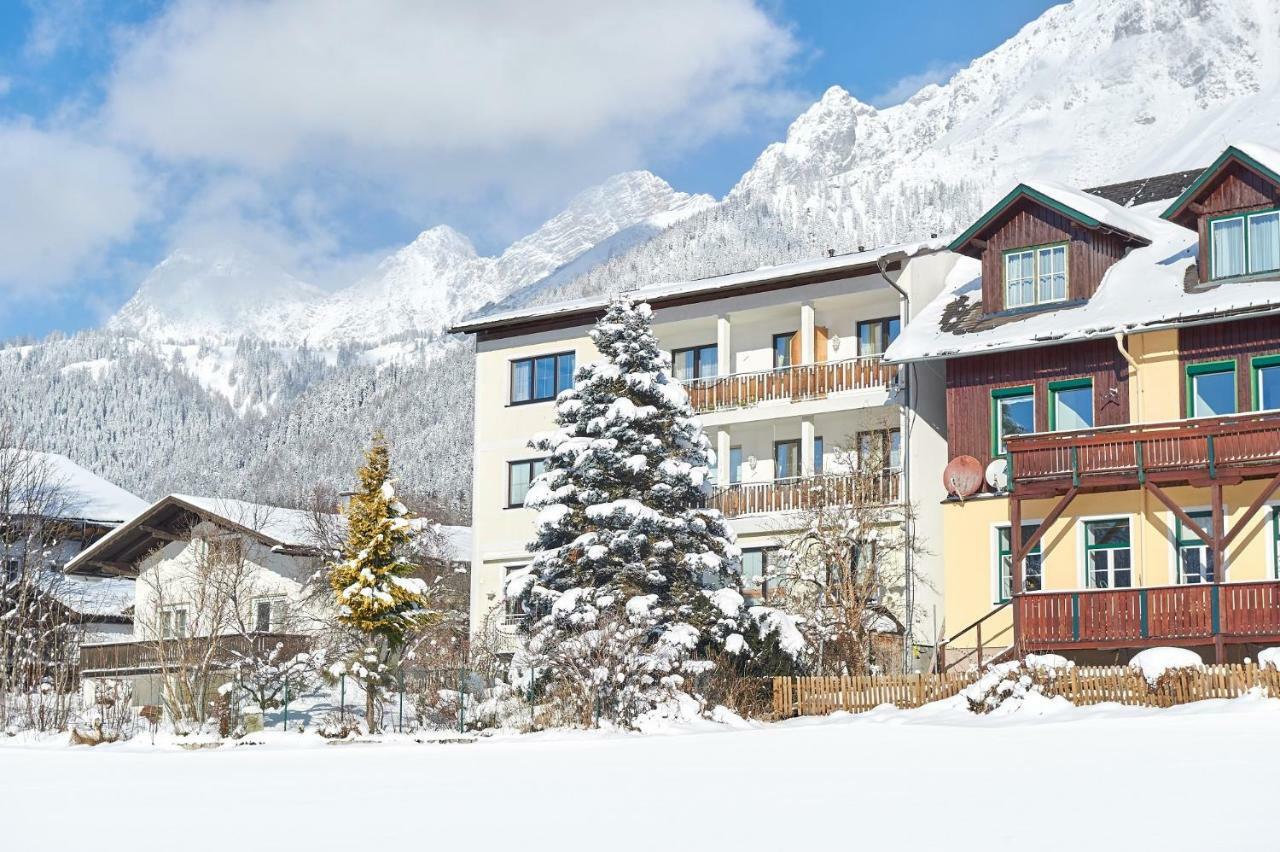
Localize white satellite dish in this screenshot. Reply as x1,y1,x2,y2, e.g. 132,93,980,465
985,458,1009,492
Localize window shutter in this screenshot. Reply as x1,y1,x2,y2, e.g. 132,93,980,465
789,332,802,365
814,326,829,362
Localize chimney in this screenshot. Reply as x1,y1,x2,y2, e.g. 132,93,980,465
826,248,835,258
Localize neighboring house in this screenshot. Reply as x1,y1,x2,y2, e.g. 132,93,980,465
887,143,1280,666
451,244,961,664
0,450,147,639
64,494,472,705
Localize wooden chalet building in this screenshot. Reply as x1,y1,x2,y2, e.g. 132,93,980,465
886,143,1280,666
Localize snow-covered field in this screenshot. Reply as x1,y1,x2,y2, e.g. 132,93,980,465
4,697,1279,851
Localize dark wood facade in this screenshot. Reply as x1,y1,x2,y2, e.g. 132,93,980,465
945,338,1130,469
1180,316,1280,413
1189,160,1280,282
976,198,1131,313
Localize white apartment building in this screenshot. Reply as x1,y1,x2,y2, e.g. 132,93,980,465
452,243,961,663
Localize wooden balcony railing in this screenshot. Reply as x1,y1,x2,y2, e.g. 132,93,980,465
1004,411,1280,493
707,472,900,518
680,356,894,413
1017,581,1280,650
79,632,310,675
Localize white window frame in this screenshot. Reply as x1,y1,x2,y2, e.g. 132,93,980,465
990,519,1044,605
251,596,288,633
1004,243,1068,309
1210,209,1280,280
1076,514,1136,590
161,605,190,639
1163,505,1225,586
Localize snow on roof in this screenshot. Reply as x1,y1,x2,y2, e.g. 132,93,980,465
0,450,147,524
886,196,1280,364
438,525,472,562
1162,142,1280,222
48,574,134,619
451,239,945,333
169,494,325,548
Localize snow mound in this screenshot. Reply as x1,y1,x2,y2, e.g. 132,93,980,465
1257,647,1280,671
1129,647,1204,685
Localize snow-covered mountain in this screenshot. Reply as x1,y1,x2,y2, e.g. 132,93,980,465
14,0,1280,511
110,171,713,347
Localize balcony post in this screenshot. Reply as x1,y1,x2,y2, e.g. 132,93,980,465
716,314,731,376
800,418,815,477
800,302,815,366
716,429,731,486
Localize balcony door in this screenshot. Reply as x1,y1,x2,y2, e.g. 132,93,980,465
774,439,801,481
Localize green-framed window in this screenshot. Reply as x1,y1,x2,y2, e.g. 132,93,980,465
1003,243,1068,309
1084,518,1132,589
996,524,1042,603
1185,360,1237,418
1252,355,1280,411
1273,508,1280,580
991,385,1035,455
1208,209,1280,280
1049,378,1093,431
1175,510,1216,584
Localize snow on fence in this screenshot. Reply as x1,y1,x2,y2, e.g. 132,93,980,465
771,672,978,717
772,663,1280,718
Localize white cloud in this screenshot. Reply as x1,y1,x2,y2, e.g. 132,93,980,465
0,122,148,295
870,61,964,108
104,0,799,203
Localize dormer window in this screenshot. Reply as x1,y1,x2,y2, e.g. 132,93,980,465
1209,210,1280,280
1004,243,1067,309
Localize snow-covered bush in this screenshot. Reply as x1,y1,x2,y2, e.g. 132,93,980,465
962,654,1073,714
1129,647,1204,688
1255,647,1280,671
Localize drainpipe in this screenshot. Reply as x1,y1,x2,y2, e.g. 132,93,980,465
877,256,914,672
1115,333,1147,586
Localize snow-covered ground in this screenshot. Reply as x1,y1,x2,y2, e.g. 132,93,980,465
4,696,1278,851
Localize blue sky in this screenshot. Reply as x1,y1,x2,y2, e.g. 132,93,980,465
0,0,1058,341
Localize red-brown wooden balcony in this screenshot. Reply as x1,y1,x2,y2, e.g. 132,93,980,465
707,471,900,518
79,633,310,676
680,356,894,414
1004,411,1280,496
1017,581,1280,652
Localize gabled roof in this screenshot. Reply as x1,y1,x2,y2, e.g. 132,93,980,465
0,450,147,524
1161,143,1280,225
65,494,336,577
948,180,1152,257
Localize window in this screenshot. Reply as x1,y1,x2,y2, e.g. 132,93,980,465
252,597,287,633
828,541,880,600
1186,361,1237,418
773,332,796,368
1175,511,1215,585
1049,379,1093,431
991,386,1035,455
858,430,901,471
1004,244,1067,309
740,548,776,602
510,352,575,404
161,606,189,639
729,446,743,484
507,459,547,508
503,565,529,623
774,440,800,480
1084,519,1132,589
1209,210,1280,280
672,344,718,381
813,436,824,476
1253,355,1280,411
996,524,1042,602
857,317,901,356
3,559,19,584
206,536,244,566
1274,508,1280,580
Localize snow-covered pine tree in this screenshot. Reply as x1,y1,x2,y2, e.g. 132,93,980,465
509,298,746,724
329,433,431,731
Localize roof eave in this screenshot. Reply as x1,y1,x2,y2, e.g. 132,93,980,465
949,185,1149,255
1161,146,1280,223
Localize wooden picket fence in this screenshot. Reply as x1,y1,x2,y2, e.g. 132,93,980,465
772,663,1280,718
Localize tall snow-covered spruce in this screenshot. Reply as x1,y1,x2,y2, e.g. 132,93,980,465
329,433,432,731
510,299,776,724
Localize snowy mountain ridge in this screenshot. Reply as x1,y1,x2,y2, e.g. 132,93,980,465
110,171,714,347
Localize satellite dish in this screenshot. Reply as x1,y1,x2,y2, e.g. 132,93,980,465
943,456,983,499
985,458,1009,492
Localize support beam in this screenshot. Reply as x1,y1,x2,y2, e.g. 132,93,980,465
1211,482,1225,581
1221,471,1280,551
139,524,181,542
800,417,816,477
1013,486,1079,565
1143,481,1213,546
716,429,731,486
